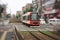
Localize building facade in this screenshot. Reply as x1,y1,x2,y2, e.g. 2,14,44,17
22,3,33,14
32,0,57,23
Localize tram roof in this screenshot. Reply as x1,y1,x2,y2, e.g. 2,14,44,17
22,12,32,16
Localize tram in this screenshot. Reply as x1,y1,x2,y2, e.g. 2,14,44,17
21,12,40,27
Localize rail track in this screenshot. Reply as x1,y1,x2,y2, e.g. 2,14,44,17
14,24,60,40
50,31,60,36
15,27,60,40
29,31,54,40
31,27,60,40
15,31,57,40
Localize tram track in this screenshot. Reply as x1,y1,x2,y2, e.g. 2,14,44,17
25,25,60,40
15,27,39,40
20,31,39,40
29,31,55,40
15,30,56,40
15,24,60,40
48,31,60,37
15,27,54,40
31,27,60,40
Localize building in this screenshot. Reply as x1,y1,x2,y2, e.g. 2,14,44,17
22,3,33,14
22,6,26,12
32,0,55,14
16,11,21,17
26,3,32,9
32,0,56,16
32,0,55,23
16,11,22,19
42,0,56,14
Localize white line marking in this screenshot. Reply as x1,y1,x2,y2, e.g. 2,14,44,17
0,31,7,40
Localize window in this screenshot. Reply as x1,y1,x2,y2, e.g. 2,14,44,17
27,15,30,20
31,13,39,20
31,14,37,20
23,16,26,20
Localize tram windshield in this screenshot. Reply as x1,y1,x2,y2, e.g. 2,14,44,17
31,13,39,20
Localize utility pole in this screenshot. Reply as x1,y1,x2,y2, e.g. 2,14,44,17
37,0,42,17
32,0,38,14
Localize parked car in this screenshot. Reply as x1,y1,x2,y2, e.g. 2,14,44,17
48,19,60,25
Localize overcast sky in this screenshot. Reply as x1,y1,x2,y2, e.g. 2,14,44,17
0,0,32,14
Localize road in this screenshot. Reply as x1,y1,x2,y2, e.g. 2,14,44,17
0,23,60,40
0,24,15,40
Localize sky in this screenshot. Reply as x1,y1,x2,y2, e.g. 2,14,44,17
0,0,32,14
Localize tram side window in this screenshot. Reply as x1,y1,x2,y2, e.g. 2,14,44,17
23,16,26,20
27,15,30,20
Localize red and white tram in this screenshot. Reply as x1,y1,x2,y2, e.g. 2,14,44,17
21,12,40,27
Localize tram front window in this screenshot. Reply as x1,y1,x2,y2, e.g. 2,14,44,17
31,13,39,20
